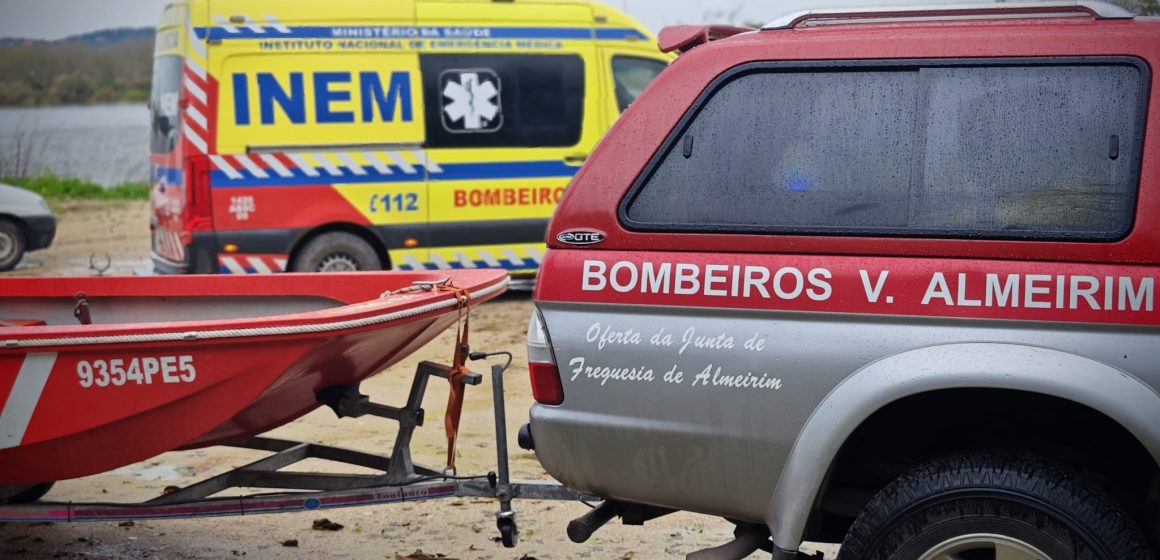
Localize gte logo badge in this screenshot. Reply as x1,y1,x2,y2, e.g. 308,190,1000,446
557,230,605,246
440,69,502,133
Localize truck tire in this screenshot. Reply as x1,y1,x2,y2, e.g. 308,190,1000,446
838,453,1153,560
0,482,54,504
0,218,26,272
292,232,382,272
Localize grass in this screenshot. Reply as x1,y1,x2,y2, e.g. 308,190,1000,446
4,173,148,201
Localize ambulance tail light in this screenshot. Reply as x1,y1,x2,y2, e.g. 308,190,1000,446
183,155,213,233
527,311,564,406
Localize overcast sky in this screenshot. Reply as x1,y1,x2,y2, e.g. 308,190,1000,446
0,0,947,40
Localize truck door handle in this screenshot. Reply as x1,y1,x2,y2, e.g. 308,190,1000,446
564,153,588,165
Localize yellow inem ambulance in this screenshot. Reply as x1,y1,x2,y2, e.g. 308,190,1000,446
148,0,667,281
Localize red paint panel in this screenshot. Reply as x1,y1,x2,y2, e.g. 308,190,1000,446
537,250,1160,326
212,185,370,230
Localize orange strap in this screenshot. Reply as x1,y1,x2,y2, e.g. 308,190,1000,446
440,285,472,473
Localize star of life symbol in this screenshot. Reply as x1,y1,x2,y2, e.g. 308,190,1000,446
441,69,502,133
229,195,255,221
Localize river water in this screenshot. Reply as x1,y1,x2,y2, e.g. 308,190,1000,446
0,104,149,186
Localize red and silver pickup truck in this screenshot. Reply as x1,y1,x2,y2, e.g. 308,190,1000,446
524,2,1160,559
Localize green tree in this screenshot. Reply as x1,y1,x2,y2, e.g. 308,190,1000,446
46,73,96,104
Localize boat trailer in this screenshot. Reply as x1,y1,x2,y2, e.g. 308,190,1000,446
0,354,587,548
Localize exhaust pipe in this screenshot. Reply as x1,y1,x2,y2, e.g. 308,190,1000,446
566,500,623,543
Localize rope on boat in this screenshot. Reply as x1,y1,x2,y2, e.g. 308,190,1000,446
1,278,508,349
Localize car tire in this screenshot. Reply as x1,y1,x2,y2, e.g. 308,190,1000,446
838,453,1154,560
0,482,54,504
0,218,27,272
291,232,382,272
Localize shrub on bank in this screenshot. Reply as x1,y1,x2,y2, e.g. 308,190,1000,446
4,173,148,200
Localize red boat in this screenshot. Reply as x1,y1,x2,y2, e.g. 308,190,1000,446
0,270,507,486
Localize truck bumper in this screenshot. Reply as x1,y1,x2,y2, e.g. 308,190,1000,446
23,215,56,252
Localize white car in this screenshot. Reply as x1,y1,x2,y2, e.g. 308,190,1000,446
0,183,56,271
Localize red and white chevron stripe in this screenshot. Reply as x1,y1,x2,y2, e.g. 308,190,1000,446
181,18,212,155
218,254,289,274
209,150,443,180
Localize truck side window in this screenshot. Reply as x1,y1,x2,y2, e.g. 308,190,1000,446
611,56,667,112
622,60,1145,241
419,54,585,149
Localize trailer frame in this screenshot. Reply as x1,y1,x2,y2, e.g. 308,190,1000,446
0,356,587,547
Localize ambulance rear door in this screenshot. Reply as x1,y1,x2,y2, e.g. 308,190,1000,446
208,0,427,273
409,0,602,275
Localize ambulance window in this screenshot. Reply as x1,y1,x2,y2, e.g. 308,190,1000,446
420,54,584,148
150,56,182,154
612,56,667,112
622,60,1144,241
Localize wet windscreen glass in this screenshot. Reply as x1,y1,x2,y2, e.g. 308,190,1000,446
150,56,182,154
612,56,667,112
624,62,1143,241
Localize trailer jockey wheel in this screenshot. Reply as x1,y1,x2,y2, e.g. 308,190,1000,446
498,515,519,547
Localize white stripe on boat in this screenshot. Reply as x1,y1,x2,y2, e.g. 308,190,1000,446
0,353,57,450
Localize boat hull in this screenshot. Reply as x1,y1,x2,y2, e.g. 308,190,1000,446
0,271,507,484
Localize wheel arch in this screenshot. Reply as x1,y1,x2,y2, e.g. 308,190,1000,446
0,213,28,234
288,222,391,271
765,342,1160,551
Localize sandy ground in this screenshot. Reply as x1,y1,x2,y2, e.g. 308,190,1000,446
0,201,839,559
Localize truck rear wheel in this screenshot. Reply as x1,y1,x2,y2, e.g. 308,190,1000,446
292,232,381,272
838,453,1153,560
